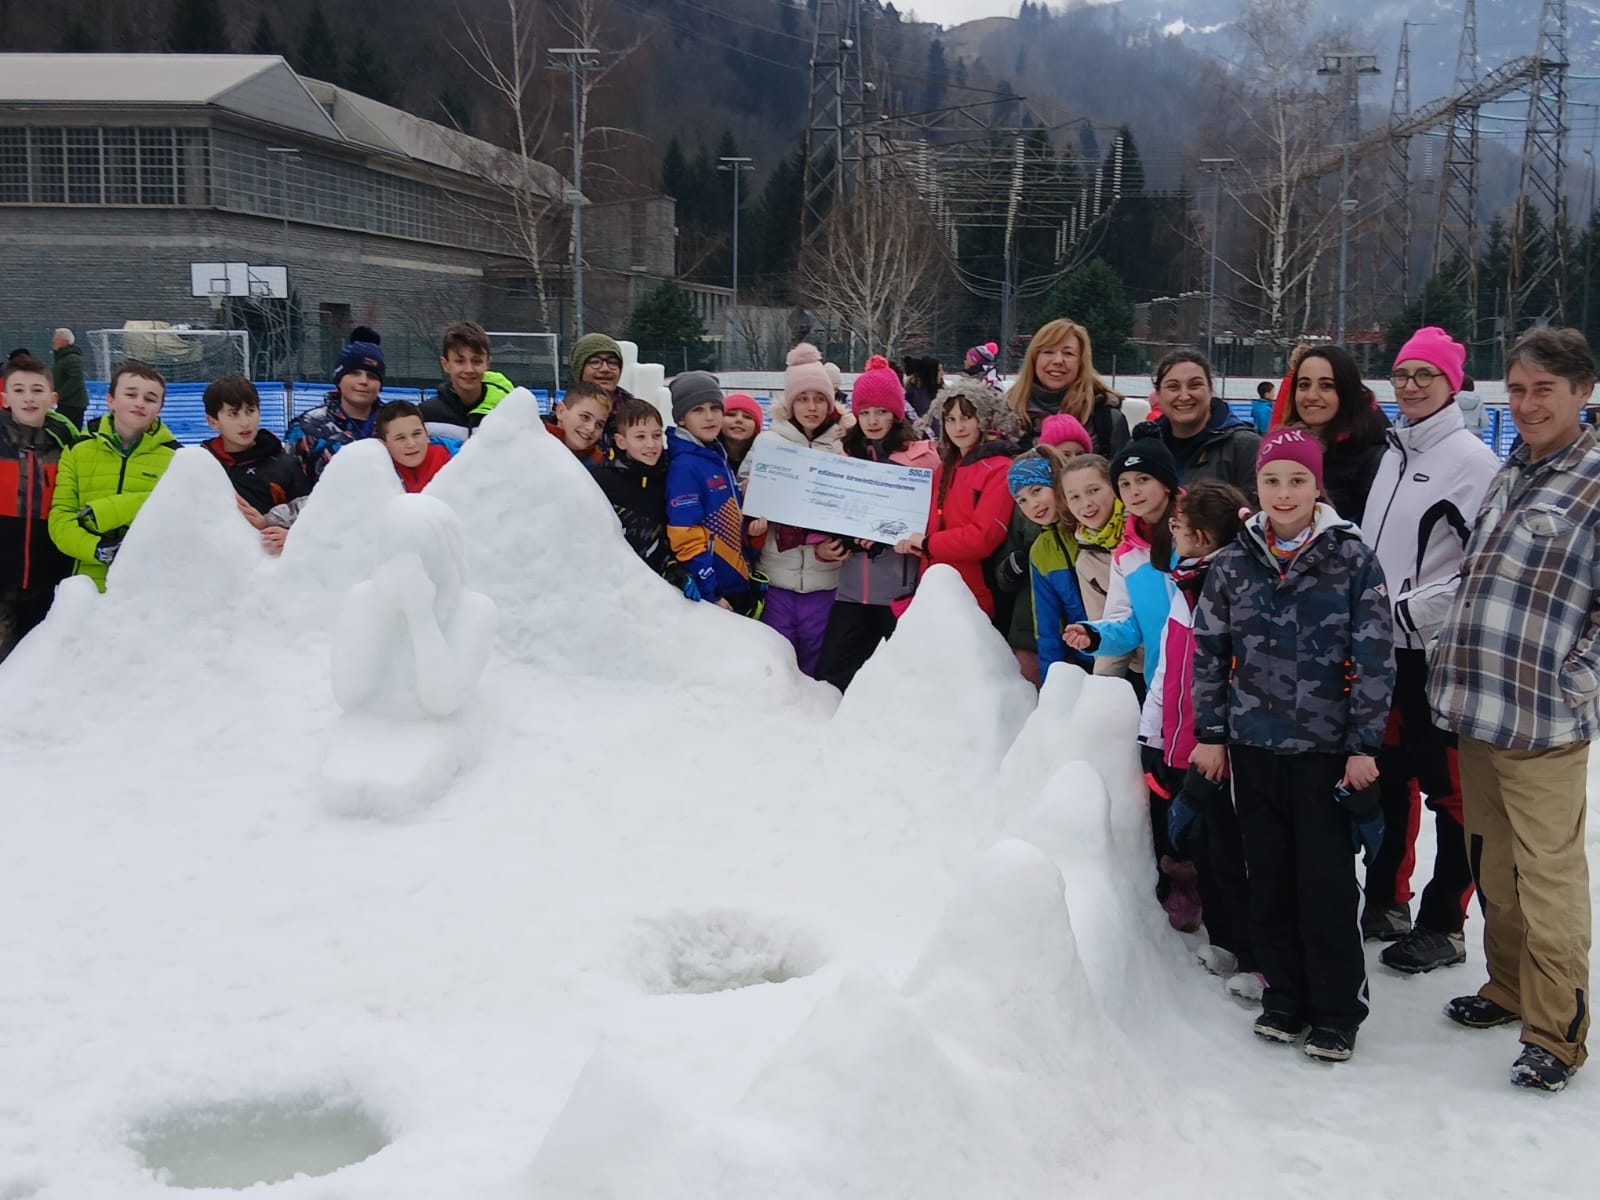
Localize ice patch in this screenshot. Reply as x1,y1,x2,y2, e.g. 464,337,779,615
129,1092,389,1189
631,910,823,994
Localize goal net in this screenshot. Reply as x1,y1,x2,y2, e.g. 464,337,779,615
88,325,250,383
485,331,560,393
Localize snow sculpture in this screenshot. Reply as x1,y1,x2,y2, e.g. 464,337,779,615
321,494,496,819
617,339,672,428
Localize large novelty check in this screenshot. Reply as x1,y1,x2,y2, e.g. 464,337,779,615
742,439,934,545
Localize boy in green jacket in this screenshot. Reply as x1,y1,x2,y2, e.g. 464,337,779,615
48,362,180,592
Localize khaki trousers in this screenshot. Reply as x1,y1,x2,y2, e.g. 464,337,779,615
1458,736,1592,1067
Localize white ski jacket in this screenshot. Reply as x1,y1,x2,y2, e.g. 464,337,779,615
1361,401,1500,652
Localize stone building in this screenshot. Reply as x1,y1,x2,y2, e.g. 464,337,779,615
0,53,679,383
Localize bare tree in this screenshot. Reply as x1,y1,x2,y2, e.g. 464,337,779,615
798,176,946,357
1209,0,1343,340
453,0,564,330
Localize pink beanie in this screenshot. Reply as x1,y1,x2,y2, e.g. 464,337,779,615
850,355,906,419
1256,427,1324,487
723,393,764,433
785,342,834,405
1394,326,1465,393
1039,413,1092,454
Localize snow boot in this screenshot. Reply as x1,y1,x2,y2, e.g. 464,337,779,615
1227,971,1266,1003
1444,994,1521,1029
1510,1045,1574,1093
1304,1026,1357,1062
1160,855,1202,932
1380,927,1467,975
1196,945,1238,977
1361,902,1412,943
1253,1010,1306,1044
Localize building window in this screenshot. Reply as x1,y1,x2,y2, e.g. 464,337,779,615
67,128,101,203
0,129,26,203
105,129,138,203
138,127,175,204
30,127,65,203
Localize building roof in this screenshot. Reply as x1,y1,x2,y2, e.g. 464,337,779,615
0,53,565,202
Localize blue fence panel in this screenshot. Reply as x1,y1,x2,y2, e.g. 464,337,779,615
1227,400,1514,460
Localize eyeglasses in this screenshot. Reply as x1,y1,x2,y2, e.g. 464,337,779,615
587,354,623,369
1390,368,1443,388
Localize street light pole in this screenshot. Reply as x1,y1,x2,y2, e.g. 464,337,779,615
266,147,300,378
1199,157,1234,367
718,155,754,316
1583,147,1596,337
550,48,597,339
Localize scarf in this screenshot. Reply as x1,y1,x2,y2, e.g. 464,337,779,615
1028,382,1068,422
1265,520,1314,571
1075,497,1125,553
1171,550,1221,608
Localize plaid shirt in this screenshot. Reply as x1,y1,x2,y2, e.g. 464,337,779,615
1428,429,1600,750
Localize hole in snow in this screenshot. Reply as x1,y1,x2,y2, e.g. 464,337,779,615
632,910,823,994
131,1094,389,1190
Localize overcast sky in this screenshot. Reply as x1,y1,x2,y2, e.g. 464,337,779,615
900,1,1019,28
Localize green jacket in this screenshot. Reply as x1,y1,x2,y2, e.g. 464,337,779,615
47,415,180,591
993,507,1046,650
51,343,89,427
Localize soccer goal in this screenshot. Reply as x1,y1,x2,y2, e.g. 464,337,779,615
88,325,250,383
485,331,561,393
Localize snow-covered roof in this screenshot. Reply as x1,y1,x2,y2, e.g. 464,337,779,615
0,53,564,201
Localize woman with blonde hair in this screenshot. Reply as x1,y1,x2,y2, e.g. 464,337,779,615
1004,318,1129,456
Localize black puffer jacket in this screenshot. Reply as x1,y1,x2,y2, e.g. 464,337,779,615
590,446,695,596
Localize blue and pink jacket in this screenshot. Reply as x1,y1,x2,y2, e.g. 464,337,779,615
1138,551,1222,769
1082,518,1175,687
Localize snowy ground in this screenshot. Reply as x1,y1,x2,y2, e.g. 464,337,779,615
0,391,1593,1199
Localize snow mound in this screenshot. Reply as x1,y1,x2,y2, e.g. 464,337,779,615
833,564,1035,771
990,657,1088,828
277,439,404,607
427,389,830,706
105,447,263,612
524,838,1153,1199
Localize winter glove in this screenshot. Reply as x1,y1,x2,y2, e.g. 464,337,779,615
93,528,127,566
679,573,702,602
1335,784,1384,865
1140,743,1173,800
1167,767,1225,856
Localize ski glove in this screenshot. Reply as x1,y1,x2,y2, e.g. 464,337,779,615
93,528,127,566
679,574,702,602
1335,784,1384,865
1166,767,1224,856
1140,743,1173,800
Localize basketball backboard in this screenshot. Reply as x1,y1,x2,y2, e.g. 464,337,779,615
189,262,250,298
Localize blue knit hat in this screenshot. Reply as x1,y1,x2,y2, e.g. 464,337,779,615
1007,454,1054,498
334,325,385,384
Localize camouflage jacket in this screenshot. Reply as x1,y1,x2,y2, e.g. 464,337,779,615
1192,504,1395,756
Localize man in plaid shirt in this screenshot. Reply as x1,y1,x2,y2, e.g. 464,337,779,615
1428,327,1600,1093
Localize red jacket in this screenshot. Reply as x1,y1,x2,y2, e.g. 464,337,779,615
1270,371,1295,431
544,419,603,465
394,442,454,493
923,442,1014,615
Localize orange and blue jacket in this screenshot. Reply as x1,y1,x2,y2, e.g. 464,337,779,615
665,427,753,602
0,408,81,593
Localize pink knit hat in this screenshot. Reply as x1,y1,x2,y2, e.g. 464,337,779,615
1256,427,1324,487
1038,413,1092,454
849,355,906,419
1394,326,1466,393
722,392,764,433
785,342,834,405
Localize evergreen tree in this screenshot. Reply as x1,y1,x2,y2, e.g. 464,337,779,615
624,283,714,370
59,20,100,51
747,143,806,298
250,13,283,56
925,40,948,111
662,138,689,201
168,0,230,52
1385,268,1473,362
1040,259,1133,364
344,31,396,104
296,0,341,84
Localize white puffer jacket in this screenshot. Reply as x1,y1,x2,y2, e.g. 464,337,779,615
749,414,849,594
1361,400,1501,652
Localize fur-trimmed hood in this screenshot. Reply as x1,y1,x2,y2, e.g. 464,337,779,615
915,375,1028,442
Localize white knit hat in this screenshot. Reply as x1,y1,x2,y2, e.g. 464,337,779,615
784,342,834,404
